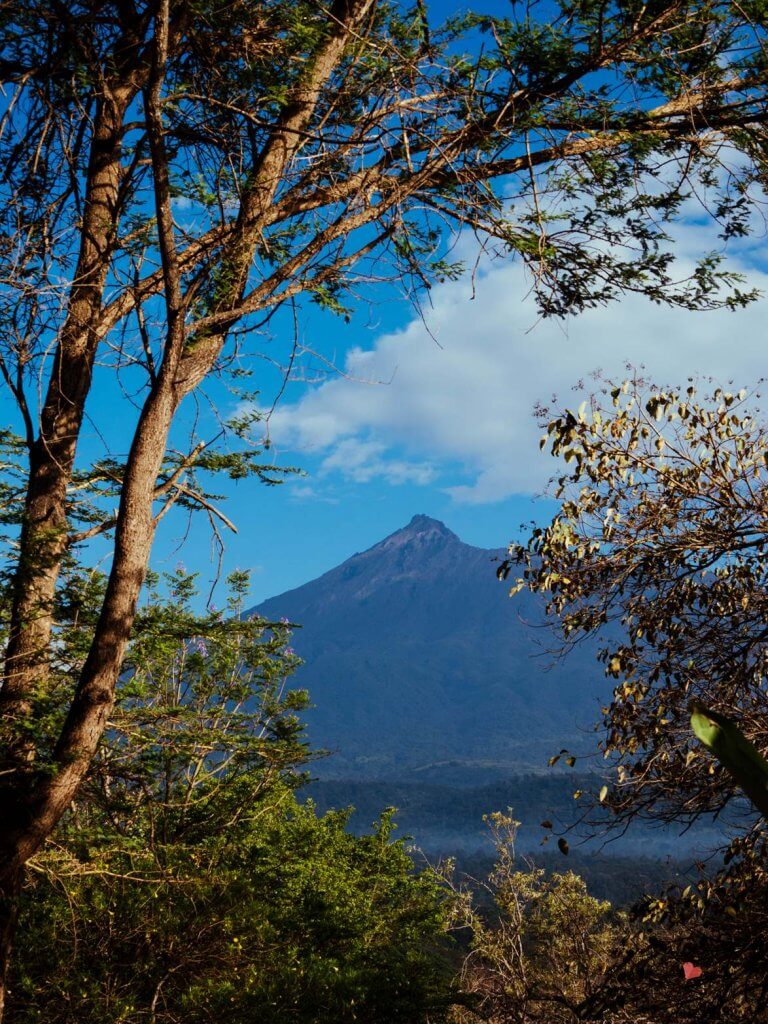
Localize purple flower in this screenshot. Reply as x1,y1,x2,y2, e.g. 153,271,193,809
280,617,290,625
175,561,187,574
283,646,295,657
193,637,208,657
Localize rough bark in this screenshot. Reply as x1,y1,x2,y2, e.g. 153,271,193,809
0,83,133,1007
0,81,136,768
0,3,374,1013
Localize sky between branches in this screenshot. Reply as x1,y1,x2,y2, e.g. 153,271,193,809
125,0,768,606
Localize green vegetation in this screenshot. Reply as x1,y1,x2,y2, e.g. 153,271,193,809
14,798,455,1024
2,0,768,1018
444,814,623,1024
7,572,456,1024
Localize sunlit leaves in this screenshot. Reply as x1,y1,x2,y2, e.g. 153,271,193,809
502,375,768,832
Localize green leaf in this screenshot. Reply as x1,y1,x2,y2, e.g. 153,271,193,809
690,702,768,819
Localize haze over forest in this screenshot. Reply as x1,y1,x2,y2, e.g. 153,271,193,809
256,514,724,860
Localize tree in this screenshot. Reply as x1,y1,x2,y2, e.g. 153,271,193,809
2,0,768,1009
7,570,456,1023
502,376,768,1018
443,810,768,1022
503,377,768,830
14,803,457,1024
443,812,622,1024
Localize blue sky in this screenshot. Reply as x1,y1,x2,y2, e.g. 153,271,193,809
57,1,768,609
146,209,768,608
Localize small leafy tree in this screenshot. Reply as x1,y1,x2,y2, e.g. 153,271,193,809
14,803,457,1024
443,813,621,1024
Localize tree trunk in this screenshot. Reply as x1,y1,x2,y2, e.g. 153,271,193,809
0,8,371,1017
0,86,131,768
0,377,181,1022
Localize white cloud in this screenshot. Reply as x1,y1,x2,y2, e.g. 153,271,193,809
287,482,340,504
262,228,768,504
319,438,437,485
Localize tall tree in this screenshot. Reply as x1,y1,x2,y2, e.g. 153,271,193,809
1,0,768,1011
502,377,768,1018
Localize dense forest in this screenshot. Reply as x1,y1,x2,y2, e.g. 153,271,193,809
2,0,768,1020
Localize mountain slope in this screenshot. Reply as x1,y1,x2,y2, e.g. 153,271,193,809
255,515,611,780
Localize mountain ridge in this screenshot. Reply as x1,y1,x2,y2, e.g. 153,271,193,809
253,514,610,781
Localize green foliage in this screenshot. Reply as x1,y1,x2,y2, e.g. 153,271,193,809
7,573,456,1023
3,0,768,356
444,813,622,1024
13,798,455,1024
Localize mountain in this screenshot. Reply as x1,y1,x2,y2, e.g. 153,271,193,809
254,514,612,782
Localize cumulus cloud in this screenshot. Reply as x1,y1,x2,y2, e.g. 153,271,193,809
262,230,768,504
318,438,437,485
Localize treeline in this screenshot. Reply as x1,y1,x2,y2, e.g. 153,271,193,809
308,777,706,907
307,776,609,839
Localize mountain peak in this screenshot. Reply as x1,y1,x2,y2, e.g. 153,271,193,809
254,509,611,786
403,514,458,539
374,515,460,554
358,515,460,568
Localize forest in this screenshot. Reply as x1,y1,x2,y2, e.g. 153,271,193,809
2,0,768,1021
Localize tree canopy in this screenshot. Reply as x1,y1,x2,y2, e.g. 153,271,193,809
2,0,768,1011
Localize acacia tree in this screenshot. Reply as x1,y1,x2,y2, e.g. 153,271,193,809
502,377,768,1017
1,0,768,1009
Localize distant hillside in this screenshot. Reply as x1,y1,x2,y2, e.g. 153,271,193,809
254,514,612,780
